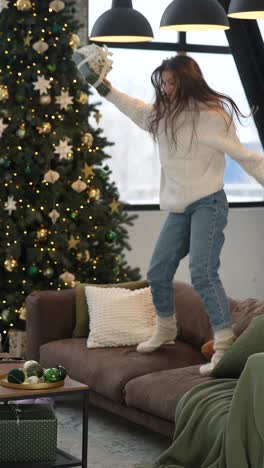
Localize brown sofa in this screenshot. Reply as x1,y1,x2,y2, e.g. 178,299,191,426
26,280,248,438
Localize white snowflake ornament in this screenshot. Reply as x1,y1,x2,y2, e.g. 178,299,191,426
54,139,73,160
33,75,51,95
4,196,17,215
0,0,9,13
55,91,74,110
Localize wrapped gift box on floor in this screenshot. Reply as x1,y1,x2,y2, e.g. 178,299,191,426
0,403,57,462
8,329,27,358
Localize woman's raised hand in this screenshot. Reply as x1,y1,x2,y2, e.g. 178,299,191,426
103,78,112,89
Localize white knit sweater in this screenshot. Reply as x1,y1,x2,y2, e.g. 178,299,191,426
106,87,264,212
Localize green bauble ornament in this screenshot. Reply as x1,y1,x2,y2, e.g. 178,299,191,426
24,165,31,174
27,265,39,277
47,64,56,73
43,367,61,383
56,365,67,380
113,266,120,276
70,212,78,219
15,93,25,103
105,230,117,243
26,111,33,122
99,169,108,180
52,24,61,33
43,267,54,279
7,368,25,384
2,159,10,168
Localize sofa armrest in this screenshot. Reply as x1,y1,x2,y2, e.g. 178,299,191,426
26,289,76,361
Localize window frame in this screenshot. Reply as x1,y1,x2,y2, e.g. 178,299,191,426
89,29,264,210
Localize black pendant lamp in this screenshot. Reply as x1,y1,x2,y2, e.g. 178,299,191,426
89,0,154,42
160,0,230,31
228,0,264,19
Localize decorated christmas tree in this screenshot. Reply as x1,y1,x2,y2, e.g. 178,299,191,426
0,0,140,348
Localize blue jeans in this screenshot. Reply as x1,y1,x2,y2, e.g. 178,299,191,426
147,190,231,332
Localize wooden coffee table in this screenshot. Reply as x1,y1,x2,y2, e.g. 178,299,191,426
0,362,89,468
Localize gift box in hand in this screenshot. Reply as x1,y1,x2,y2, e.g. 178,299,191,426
73,43,113,96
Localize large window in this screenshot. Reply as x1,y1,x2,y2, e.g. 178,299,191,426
88,2,264,206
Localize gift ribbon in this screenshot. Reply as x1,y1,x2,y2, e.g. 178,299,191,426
9,403,22,462
76,44,113,89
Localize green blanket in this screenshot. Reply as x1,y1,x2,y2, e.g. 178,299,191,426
141,353,264,468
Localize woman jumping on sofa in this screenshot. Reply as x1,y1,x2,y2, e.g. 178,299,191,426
96,54,264,376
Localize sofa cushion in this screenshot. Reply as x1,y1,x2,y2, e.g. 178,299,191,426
174,282,213,348
72,280,148,338
124,366,211,422
231,298,264,337
212,314,264,379
175,282,238,349
85,286,155,348
39,338,207,404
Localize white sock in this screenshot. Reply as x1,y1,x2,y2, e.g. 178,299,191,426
200,327,234,376
136,315,177,353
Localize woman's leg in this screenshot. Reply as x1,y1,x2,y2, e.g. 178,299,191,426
188,190,234,374
137,212,190,353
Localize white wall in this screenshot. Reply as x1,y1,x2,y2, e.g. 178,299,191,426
125,208,264,301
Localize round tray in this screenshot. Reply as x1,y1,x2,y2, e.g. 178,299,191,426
0,373,64,390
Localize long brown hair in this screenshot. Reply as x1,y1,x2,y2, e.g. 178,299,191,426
148,54,246,147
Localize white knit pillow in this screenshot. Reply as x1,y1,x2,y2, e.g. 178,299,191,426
85,286,156,348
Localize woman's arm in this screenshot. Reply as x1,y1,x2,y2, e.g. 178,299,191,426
100,81,153,132
204,115,264,186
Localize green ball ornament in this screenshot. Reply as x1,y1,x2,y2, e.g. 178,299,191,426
70,212,78,219
47,64,56,73
52,24,61,33
105,230,117,243
15,93,25,103
2,159,10,168
56,365,67,380
99,169,108,180
43,367,61,383
26,111,33,122
113,266,120,276
24,165,31,175
8,368,25,384
27,265,39,277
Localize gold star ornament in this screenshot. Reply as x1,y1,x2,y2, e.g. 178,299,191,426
109,198,120,214
82,163,94,178
67,235,80,250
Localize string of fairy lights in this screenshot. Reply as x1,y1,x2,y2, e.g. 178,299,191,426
0,0,124,335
